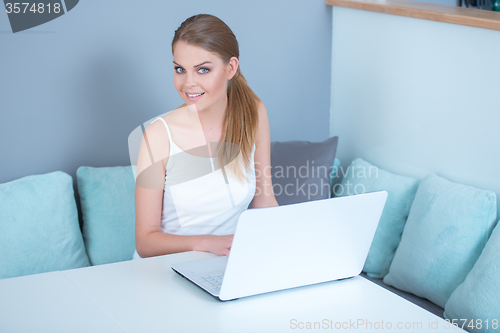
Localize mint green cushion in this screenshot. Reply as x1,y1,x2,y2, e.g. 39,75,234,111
77,166,136,265
336,158,419,278
383,173,497,308
0,171,90,279
444,220,500,332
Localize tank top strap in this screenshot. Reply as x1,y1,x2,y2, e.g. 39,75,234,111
151,117,181,153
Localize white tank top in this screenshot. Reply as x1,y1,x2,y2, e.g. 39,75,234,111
133,117,256,259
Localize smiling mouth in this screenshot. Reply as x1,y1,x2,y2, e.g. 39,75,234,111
186,92,205,97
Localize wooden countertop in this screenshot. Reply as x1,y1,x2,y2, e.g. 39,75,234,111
326,0,500,31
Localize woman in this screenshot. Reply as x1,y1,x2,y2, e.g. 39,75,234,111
133,14,278,259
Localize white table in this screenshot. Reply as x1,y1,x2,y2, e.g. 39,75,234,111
0,251,464,332
0,270,124,332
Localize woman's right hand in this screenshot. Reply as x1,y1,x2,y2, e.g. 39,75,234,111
195,234,234,256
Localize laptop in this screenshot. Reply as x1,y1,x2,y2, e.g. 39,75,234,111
171,190,388,301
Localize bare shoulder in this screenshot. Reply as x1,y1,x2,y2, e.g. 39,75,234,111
253,98,271,148
144,115,169,143
255,98,266,114
140,115,172,172
146,105,184,139
254,98,270,126
255,98,269,125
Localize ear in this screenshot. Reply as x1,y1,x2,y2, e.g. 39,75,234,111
228,56,239,80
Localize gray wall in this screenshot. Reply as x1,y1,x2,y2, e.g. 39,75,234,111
0,0,333,187
330,6,500,212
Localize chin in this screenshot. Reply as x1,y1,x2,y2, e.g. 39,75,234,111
187,102,204,112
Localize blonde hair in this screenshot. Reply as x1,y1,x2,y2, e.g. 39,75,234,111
172,14,260,183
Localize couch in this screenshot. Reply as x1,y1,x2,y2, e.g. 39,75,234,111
1,137,498,333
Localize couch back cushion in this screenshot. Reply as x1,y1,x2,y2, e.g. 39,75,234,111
336,158,419,279
0,171,90,279
383,173,497,308
270,136,338,206
444,219,500,329
77,166,136,265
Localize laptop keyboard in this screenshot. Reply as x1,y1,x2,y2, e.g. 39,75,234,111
194,273,224,293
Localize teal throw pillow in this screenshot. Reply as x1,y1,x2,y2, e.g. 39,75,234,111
77,166,136,265
335,158,419,278
383,173,497,308
444,220,500,332
0,171,90,279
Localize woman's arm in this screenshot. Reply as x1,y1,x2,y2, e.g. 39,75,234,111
135,184,233,257
134,120,232,258
252,100,279,209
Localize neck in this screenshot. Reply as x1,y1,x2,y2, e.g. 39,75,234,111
198,92,227,131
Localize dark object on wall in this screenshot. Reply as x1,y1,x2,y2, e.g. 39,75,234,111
459,0,496,10
493,0,500,10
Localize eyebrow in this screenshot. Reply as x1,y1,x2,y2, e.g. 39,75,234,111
172,61,212,67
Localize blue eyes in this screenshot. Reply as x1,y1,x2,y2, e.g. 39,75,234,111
174,67,209,74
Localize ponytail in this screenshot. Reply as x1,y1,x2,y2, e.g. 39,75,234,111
220,67,260,183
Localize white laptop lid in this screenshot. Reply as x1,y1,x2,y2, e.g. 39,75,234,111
218,191,388,300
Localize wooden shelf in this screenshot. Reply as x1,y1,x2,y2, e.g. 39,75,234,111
326,0,500,31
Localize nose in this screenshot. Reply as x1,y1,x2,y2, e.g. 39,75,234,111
185,71,196,88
